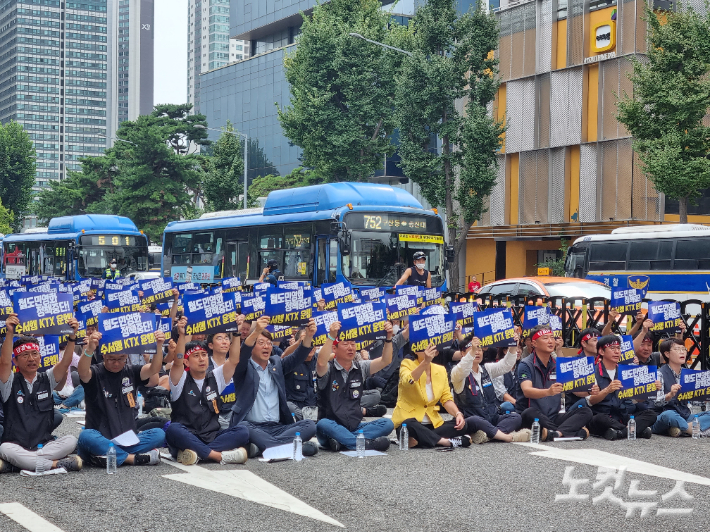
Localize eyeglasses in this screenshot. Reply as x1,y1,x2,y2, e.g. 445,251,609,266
16,352,40,359
670,346,688,353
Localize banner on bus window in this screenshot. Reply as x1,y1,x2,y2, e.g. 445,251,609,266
557,356,595,393
360,287,386,302
677,368,710,402
409,313,456,352
183,292,238,336
619,334,635,363
648,301,682,334
336,302,387,343
5,265,25,280
451,302,478,327
264,286,313,327
104,288,142,313
221,277,242,293
14,291,74,336
322,282,354,310
523,305,551,334
617,364,658,401
140,277,174,305
473,308,517,348
171,265,215,283
241,294,265,322
38,336,61,370
398,234,444,244
385,293,418,321
610,286,646,316
312,310,338,346
98,312,157,356
417,287,442,307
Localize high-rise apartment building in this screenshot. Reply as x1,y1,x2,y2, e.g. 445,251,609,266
187,0,249,114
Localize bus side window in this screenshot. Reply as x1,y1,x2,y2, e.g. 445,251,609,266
329,239,338,282
675,239,710,269
628,241,658,271
656,240,673,270
589,241,628,271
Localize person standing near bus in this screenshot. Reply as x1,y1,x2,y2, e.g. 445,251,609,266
467,275,481,293
259,259,281,286
103,259,120,280
395,251,431,288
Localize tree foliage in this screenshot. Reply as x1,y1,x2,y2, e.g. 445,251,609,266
248,167,325,205
0,198,14,235
617,5,710,222
203,121,244,211
394,0,504,291
0,121,36,230
278,0,400,180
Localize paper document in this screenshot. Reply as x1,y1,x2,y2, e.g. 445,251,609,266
65,411,86,418
111,430,140,447
20,467,67,477
553,437,583,442
340,450,387,457
258,444,294,462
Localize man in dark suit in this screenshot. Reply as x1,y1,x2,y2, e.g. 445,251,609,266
232,315,318,458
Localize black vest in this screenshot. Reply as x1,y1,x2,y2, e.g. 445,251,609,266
88,364,139,440
407,267,429,287
318,361,364,432
285,358,317,408
455,365,499,423
171,370,222,443
1,371,54,450
208,357,236,413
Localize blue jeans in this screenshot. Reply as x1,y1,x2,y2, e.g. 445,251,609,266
652,410,710,434
77,428,165,466
316,418,394,450
53,386,85,408
499,401,516,414
165,423,249,460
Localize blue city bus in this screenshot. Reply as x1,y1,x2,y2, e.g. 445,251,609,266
1,214,149,280
162,182,448,289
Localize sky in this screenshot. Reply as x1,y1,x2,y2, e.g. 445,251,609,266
154,0,188,106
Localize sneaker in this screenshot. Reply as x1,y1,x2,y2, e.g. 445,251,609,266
220,447,247,465
0,459,20,474
134,449,160,466
700,427,710,438
247,443,261,458
55,455,82,472
90,455,107,468
302,441,319,456
470,430,490,445
576,427,590,441
449,435,472,448
640,427,653,439
177,449,199,466
364,405,387,417
511,429,531,442
668,427,682,438
327,438,342,452
604,427,619,441
365,436,390,452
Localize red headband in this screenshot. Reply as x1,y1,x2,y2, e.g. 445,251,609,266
581,333,598,343
13,343,40,357
642,336,653,344
185,345,206,359
532,329,553,341
604,341,621,348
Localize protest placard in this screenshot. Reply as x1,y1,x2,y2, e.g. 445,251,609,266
557,356,595,393
98,312,157,356
14,291,74,336
617,364,658,401
264,286,313,326
182,292,238,335
473,308,517,348
336,302,387,343
409,313,456,352
385,293,418,321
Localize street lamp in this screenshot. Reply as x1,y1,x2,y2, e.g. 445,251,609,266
348,32,413,57
194,124,249,209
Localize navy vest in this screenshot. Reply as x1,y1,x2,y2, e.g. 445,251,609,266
1,372,54,450
171,370,222,443
455,365,499,423
318,361,364,432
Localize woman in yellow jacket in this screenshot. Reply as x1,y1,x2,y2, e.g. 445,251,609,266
392,343,471,448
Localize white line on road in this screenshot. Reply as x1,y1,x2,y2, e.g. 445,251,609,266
162,460,344,528
514,443,710,485
0,503,66,532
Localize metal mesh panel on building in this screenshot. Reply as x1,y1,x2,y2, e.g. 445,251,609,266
632,150,662,220
598,139,633,221
491,156,507,226
519,149,550,224
537,0,553,74
600,58,633,141
523,2,537,78
635,0,649,53
499,10,513,81
579,144,598,222
537,73,551,149
505,78,537,153
678,0,708,16
511,9,526,79
567,0,585,67
619,0,636,56
549,147,566,223
550,68,583,147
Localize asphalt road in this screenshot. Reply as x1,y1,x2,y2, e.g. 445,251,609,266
0,411,708,532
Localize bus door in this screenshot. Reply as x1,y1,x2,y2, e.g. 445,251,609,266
314,237,337,286
226,241,249,281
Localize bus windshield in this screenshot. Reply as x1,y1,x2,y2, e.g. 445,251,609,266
342,230,445,287
78,235,148,277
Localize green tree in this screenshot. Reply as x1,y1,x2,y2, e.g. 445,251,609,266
0,121,36,230
535,239,568,277
278,0,400,180
617,6,710,223
247,167,325,205
0,198,15,235
394,0,504,291
203,121,244,211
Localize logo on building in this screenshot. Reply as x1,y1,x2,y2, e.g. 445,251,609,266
591,9,616,53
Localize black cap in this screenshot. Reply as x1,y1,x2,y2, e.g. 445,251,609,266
413,252,426,261
110,259,117,265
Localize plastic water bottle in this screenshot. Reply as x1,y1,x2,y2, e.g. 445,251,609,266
399,423,409,451
692,415,700,439
531,418,541,444
35,444,46,474
137,391,144,416
656,373,665,402
559,392,566,414
293,432,303,462
356,430,366,458
107,443,117,474
628,415,636,441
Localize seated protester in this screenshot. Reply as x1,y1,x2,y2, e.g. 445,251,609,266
602,309,645,337
563,328,601,409
53,342,84,409
587,335,659,440
516,326,593,441
283,327,318,421
488,347,518,412
0,314,83,473
314,320,395,452
165,317,249,465
232,315,319,458
392,343,471,449
451,336,530,444
632,318,685,367
652,338,710,437
206,326,244,429
76,329,166,467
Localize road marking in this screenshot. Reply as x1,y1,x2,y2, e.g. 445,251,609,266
0,503,66,532
514,443,710,485
162,460,344,528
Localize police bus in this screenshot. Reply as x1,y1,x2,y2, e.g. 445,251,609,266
565,224,710,301
1,214,149,280
162,182,448,289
